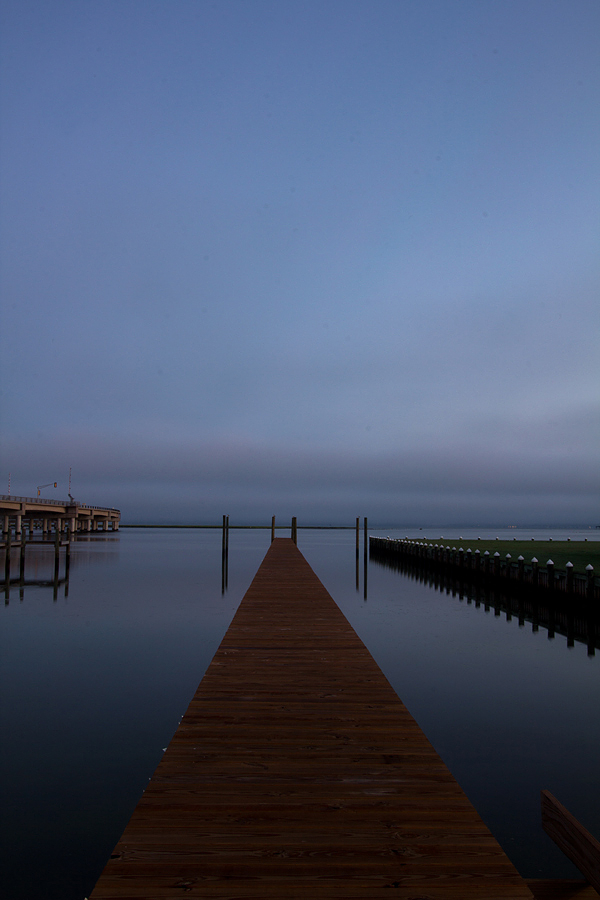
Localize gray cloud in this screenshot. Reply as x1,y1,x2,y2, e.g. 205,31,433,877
1,2,598,526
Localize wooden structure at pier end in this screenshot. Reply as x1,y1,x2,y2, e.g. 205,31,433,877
88,537,586,900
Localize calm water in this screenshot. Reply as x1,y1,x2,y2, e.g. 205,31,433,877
1,527,599,899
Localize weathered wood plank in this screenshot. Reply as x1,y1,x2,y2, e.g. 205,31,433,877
541,791,600,893
526,879,598,899
90,538,533,899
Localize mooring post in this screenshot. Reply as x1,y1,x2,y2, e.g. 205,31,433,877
54,526,60,582
291,517,297,545
53,533,60,600
4,529,11,599
225,515,229,588
271,516,275,543
19,538,25,584
355,518,360,591
566,561,574,593
586,565,594,601
363,517,368,601
531,557,539,587
65,538,71,586
221,515,227,595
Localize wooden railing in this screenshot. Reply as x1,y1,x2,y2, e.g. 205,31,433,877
542,791,600,893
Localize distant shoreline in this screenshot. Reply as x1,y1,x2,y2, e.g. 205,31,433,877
119,523,599,531
119,524,356,529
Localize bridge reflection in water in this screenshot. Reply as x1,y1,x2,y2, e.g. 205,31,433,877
1,532,119,603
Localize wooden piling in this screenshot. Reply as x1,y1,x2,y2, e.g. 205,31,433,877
222,515,229,593
363,516,368,599
355,517,360,590
4,530,10,599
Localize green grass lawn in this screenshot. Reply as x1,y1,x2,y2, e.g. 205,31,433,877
419,539,599,574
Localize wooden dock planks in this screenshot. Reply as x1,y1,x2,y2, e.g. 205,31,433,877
90,538,534,899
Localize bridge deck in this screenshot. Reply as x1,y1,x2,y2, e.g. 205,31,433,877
90,538,534,899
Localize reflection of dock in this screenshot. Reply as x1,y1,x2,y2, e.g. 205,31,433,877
371,550,600,656
90,538,535,899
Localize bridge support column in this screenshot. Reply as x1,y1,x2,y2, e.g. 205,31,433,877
103,517,109,531
43,518,48,535
15,515,21,536
3,515,8,535
113,519,119,531
86,519,91,532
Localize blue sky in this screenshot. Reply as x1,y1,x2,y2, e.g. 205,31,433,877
1,0,598,524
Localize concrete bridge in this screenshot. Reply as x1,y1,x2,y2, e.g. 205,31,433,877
0,494,120,536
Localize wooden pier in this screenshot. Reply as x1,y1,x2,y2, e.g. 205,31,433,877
90,538,547,898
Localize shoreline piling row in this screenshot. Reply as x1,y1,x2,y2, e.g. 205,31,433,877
369,536,599,602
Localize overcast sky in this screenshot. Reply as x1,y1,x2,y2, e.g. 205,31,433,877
1,0,598,525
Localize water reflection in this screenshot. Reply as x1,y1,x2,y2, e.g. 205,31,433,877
3,527,600,898
1,533,119,603
371,552,599,656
